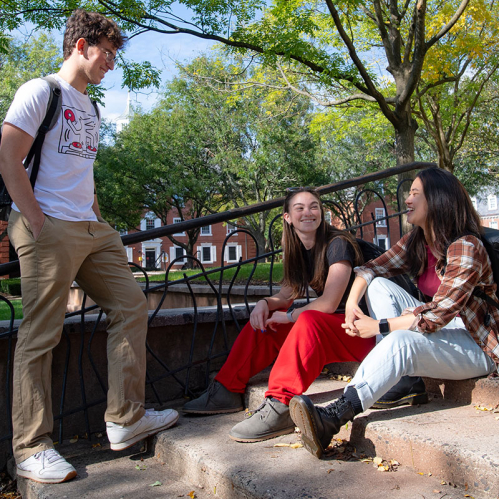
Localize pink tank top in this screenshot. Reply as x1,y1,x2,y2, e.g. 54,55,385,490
417,246,439,298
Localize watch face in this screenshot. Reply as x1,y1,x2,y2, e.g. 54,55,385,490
379,319,390,335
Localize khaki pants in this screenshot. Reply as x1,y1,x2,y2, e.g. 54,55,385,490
8,211,148,463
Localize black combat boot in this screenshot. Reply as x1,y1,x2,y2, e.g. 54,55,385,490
289,387,361,459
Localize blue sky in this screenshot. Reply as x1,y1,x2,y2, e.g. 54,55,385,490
102,30,216,120
13,21,215,120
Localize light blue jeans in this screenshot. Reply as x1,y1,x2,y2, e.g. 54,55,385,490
348,277,496,410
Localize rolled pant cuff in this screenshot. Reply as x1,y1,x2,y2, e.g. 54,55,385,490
345,380,373,412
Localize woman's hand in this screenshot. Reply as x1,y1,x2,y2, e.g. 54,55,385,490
342,302,361,335
345,308,379,338
250,300,269,332
265,311,290,331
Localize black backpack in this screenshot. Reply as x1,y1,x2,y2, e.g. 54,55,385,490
0,75,62,221
473,227,499,313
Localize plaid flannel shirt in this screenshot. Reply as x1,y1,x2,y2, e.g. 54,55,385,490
355,233,499,365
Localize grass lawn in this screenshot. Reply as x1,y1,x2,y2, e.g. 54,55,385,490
0,298,23,321
136,262,283,285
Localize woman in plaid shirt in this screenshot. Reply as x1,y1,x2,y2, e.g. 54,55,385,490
289,167,499,459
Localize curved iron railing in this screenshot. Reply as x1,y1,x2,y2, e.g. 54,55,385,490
0,162,432,460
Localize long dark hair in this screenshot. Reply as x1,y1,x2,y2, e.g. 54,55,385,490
406,167,482,276
282,188,363,299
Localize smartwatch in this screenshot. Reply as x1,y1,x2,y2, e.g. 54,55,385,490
379,318,390,337
286,309,295,323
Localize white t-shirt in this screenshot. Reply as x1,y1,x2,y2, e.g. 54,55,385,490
4,74,99,221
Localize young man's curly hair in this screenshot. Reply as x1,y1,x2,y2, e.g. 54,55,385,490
63,9,127,59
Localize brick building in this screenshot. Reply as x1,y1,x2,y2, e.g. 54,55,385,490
122,211,257,270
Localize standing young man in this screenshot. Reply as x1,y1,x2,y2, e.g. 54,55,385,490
0,9,178,484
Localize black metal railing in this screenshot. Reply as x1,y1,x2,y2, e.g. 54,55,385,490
0,162,433,462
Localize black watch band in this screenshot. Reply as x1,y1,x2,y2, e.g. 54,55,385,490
379,318,390,337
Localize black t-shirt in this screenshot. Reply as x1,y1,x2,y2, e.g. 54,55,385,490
302,237,356,313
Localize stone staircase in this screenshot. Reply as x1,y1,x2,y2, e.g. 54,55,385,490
9,368,499,499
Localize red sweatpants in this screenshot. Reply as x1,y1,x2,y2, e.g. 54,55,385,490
215,310,376,405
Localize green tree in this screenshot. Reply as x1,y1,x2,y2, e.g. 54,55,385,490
0,33,62,122
413,0,499,173
96,54,324,253
0,0,475,170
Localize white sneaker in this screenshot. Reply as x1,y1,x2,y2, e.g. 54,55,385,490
16,448,77,484
106,408,179,451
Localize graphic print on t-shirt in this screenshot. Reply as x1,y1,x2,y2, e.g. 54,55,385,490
58,105,99,159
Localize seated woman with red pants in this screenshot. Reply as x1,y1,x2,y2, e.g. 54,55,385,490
183,187,424,442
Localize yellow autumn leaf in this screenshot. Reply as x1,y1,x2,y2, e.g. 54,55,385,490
290,443,303,449
188,491,196,499
274,443,291,447
373,456,383,466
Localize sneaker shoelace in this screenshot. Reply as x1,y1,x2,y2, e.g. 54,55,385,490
36,448,62,464
245,398,277,420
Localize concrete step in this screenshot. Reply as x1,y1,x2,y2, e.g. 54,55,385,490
242,371,499,498
9,437,212,499
10,371,499,499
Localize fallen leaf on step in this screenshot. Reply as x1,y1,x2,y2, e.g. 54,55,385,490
149,481,162,487
70,435,78,443
433,490,441,494
327,469,334,473
373,457,383,466
92,443,101,448
475,406,491,411
290,443,303,449
135,464,147,471
188,492,196,499
440,481,447,485
273,443,290,447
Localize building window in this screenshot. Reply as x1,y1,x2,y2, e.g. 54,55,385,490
225,244,242,263
324,211,332,225
197,244,216,264
170,245,186,264
490,221,498,230
373,235,388,251
141,211,160,231
201,225,212,236
227,222,238,235
375,208,387,227
173,217,186,236
488,195,497,211
471,197,478,210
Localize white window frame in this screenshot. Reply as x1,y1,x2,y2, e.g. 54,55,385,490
471,197,478,210
490,221,498,229
488,195,497,211
197,244,217,264
375,208,387,227
140,211,161,231
373,235,389,251
224,244,242,263
200,225,212,236
173,217,186,236
226,222,238,235
170,245,187,264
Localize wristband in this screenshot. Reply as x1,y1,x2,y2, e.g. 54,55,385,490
379,318,390,337
260,298,269,306
286,309,295,323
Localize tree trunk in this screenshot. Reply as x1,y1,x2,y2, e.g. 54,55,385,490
395,111,419,234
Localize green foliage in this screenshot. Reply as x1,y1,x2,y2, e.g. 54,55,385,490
0,33,62,122
0,278,22,296
96,53,326,252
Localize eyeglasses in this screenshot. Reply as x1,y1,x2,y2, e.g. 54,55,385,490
99,47,117,63
286,186,318,194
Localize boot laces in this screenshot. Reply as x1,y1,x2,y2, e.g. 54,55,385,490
318,397,351,420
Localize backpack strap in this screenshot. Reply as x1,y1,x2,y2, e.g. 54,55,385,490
25,76,62,189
